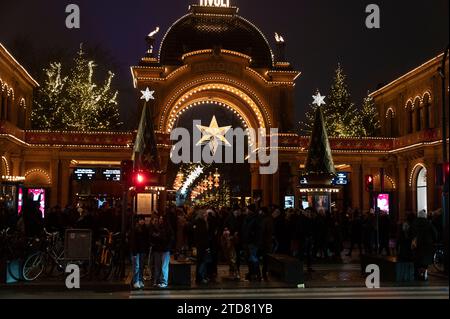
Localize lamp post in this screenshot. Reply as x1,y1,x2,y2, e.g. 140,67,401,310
438,45,449,274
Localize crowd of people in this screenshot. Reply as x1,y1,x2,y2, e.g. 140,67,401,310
0,195,444,288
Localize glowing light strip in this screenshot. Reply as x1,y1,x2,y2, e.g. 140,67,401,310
0,43,39,87
25,168,52,184
180,166,204,195
160,78,272,131
374,174,397,189
385,108,395,118
409,163,426,187
370,53,446,97
1,156,10,175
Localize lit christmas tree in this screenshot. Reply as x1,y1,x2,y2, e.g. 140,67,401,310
353,93,381,137
32,46,121,131
327,63,358,137
301,64,380,137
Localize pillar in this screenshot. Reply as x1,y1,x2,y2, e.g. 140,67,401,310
10,156,22,177
424,157,437,213
272,171,280,206
50,159,59,207
59,159,71,208
397,161,408,222
290,162,299,209
351,162,362,211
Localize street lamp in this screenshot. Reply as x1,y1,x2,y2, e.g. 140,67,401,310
438,44,449,274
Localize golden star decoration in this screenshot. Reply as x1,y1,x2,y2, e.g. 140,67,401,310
196,116,232,155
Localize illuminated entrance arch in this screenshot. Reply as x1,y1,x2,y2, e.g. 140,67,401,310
130,3,300,208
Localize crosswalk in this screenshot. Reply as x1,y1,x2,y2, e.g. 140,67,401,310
130,286,449,299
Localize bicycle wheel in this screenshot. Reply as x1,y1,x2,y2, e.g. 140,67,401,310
94,249,114,281
22,252,46,281
433,249,445,273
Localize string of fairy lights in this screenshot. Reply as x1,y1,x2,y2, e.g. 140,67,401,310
172,164,222,203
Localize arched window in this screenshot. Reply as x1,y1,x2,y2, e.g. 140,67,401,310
6,89,14,122
422,93,431,129
414,98,421,132
406,101,414,134
18,99,26,128
385,108,396,137
416,167,427,214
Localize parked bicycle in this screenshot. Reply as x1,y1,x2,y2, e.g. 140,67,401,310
92,228,121,281
22,229,90,281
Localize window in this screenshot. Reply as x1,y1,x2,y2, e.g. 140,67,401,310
416,167,427,214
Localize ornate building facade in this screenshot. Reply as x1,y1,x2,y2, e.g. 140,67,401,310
1,3,448,221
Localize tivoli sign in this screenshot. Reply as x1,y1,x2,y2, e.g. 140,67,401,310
199,0,230,7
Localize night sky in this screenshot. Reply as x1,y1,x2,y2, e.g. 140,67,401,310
0,0,448,131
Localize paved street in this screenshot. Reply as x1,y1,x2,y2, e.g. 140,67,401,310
0,286,447,299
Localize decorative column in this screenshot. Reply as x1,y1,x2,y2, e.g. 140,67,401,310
290,162,300,209
397,161,408,221
424,157,437,212
50,158,59,207
351,162,362,211
272,170,280,206
250,163,261,197
59,159,72,208
10,156,22,177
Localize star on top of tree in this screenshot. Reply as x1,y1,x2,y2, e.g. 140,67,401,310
140,87,155,102
312,92,326,107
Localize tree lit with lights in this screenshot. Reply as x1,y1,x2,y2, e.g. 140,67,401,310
31,47,121,131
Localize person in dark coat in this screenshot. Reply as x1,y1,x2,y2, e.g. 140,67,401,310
241,204,262,281
224,205,243,278
193,210,211,284
22,195,44,238
206,208,220,281
150,214,174,288
411,210,437,281
398,213,415,261
296,209,314,272
347,211,363,257
259,207,273,281
272,208,286,254
130,215,149,289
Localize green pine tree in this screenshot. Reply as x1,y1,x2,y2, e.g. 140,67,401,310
300,65,380,137
327,63,359,137
354,93,381,137
32,47,121,131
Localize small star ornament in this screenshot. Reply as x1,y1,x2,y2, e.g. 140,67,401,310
196,116,232,155
141,88,155,102
312,92,326,107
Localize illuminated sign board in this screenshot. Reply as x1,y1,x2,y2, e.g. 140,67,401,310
199,0,230,7
74,168,96,181
102,169,121,182
332,172,349,185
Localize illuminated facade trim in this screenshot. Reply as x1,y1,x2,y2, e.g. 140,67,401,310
1,156,10,176
25,168,52,185
409,163,426,187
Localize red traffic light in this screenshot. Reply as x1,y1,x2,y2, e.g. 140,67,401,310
445,162,450,176
133,171,148,186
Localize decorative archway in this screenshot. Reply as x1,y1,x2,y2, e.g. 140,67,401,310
159,79,272,134
1,156,10,176
24,168,52,186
